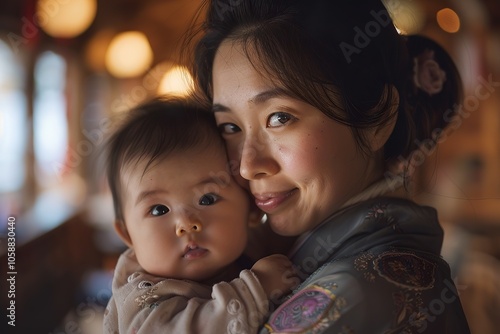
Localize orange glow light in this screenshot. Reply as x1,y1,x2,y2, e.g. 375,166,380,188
437,8,461,33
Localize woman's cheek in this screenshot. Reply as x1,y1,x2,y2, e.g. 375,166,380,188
279,139,315,171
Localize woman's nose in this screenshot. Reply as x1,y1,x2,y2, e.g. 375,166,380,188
176,215,202,237
238,134,279,180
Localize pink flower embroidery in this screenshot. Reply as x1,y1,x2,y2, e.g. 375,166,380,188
413,50,446,96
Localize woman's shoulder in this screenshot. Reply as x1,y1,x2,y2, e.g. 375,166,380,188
263,248,470,333
290,196,444,272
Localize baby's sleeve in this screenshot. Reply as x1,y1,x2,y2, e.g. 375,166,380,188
106,269,269,334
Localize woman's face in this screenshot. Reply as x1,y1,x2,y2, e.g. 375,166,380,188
212,41,384,236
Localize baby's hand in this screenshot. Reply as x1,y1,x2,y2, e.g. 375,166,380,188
251,254,300,300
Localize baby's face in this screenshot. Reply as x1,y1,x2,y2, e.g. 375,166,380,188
119,146,250,281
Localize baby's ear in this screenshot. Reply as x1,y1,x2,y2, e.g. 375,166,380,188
114,220,133,248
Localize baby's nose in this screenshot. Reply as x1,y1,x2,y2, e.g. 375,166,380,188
176,220,202,237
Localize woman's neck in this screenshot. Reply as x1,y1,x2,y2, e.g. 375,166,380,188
341,172,407,209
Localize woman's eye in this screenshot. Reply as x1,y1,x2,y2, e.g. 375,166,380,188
199,193,219,206
218,123,241,134
150,204,169,216
267,112,295,128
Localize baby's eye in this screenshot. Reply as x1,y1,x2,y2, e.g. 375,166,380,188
150,204,169,216
267,112,295,128
199,193,220,206
218,123,241,134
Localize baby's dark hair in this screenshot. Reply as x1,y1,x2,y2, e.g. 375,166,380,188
192,0,463,161
106,97,223,221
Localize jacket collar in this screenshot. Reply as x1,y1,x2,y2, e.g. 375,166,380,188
289,196,444,275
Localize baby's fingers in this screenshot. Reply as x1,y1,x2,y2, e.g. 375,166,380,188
282,267,301,290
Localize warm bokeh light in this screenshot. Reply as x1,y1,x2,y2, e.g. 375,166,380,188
37,0,97,38
157,66,194,97
105,31,154,78
437,8,461,33
383,0,425,35
85,29,115,72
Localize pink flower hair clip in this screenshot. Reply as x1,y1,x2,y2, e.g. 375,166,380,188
413,49,447,96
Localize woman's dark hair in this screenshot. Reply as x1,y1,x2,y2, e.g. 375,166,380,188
191,0,462,161
106,97,222,221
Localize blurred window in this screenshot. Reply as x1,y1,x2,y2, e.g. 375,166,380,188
33,51,68,187
0,40,27,193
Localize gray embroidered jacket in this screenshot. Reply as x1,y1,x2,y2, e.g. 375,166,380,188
261,197,471,334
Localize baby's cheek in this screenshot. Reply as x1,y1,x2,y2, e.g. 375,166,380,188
234,173,250,190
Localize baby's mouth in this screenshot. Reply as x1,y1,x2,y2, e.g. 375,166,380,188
182,243,208,260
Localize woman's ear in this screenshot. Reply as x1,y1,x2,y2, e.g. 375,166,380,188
114,220,133,248
366,85,399,152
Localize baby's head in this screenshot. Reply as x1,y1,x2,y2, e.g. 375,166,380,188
106,97,251,281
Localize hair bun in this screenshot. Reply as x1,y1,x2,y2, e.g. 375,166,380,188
385,35,463,160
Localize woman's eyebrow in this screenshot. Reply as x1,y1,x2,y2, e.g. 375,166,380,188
212,103,229,113
212,87,290,113
249,88,289,105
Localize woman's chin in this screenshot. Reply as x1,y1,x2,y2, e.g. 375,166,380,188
268,215,301,237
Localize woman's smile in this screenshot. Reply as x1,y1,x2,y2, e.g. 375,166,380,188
253,189,298,213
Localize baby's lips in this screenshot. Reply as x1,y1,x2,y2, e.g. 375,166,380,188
182,242,209,259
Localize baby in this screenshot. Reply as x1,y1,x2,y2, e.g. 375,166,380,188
103,97,298,333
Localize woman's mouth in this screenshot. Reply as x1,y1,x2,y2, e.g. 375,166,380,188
253,189,298,213
183,243,208,260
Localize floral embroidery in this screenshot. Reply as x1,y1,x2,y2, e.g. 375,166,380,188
365,203,402,233
264,283,345,333
135,286,160,309
366,203,386,220
227,299,242,315
383,291,431,334
137,280,153,289
354,250,437,333
354,252,376,282
374,252,435,291
127,272,140,282
363,272,376,282
394,291,419,324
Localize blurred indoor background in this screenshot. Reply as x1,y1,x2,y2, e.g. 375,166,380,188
0,0,499,333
